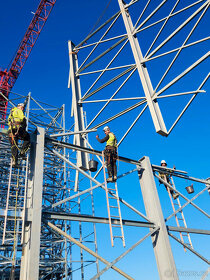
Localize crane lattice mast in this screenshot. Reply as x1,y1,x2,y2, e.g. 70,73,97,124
0,0,56,121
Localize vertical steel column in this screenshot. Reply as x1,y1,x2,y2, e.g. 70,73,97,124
20,127,45,280
68,40,89,171
118,0,167,136
138,157,178,280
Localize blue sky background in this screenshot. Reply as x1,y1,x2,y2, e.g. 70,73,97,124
1,0,209,279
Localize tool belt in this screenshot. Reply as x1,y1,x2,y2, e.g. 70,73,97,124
104,146,117,160
13,121,22,125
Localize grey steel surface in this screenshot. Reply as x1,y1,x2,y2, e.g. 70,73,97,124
138,157,178,280
20,127,45,280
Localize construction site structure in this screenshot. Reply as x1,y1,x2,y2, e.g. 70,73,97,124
0,90,209,280
0,0,209,279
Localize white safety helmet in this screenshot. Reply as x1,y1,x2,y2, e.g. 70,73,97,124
17,103,24,107
103,126,110,132
161,160,167,165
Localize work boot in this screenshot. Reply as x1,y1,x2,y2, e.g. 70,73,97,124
113,164,117,181
107,177,113,183
20,151,27,160
11,158,17,167
113,175,117,181
172,192,179,200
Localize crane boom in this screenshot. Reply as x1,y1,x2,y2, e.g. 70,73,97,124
0,0,56,122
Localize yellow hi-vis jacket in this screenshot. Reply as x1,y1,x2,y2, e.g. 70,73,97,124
8,107,25,129
106,132,117,147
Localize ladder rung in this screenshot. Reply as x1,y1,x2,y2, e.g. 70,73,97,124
109,197,117,199
111,215,120,218
113,236,123,239
8,206,24,209
110,206,118,208
112,225,121,227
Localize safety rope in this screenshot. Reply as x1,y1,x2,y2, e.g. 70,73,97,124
10,129,30,160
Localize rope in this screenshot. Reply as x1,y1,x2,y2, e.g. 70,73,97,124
82,0,112,45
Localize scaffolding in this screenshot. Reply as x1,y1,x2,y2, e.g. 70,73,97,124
0,90,209,279
0,91,100,279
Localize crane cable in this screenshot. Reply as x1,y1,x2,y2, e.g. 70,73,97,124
80,0,113,47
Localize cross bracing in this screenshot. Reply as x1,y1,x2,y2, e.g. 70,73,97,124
68,0,209,138
0,1,209,279
0,89,209,279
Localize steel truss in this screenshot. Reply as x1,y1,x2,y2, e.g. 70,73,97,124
0,90,209,279
66,1,209,278
68,0,209,139
0,1,209,279
0,91,100,279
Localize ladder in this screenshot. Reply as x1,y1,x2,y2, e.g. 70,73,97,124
2,157,28,248
163,175,193,252
102,152,125,247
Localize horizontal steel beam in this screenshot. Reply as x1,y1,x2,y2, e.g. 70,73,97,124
42,210,155,228
46,137,141,166
167,226,210,235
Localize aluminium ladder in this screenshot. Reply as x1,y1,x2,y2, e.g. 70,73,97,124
102,152,125,247
2,157,28,247
163,175,193,252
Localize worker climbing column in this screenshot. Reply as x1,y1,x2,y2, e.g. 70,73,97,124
138,157,178,280
20,127,45,280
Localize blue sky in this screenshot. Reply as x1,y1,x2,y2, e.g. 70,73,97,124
1,0,210,279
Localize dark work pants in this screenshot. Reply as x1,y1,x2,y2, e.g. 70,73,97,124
8,127,30,163
104,146,117,178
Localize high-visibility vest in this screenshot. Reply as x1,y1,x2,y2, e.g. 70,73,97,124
8,107,25,129
106,132,117,147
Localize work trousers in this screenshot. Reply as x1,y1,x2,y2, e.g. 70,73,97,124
8,126,30,163
159,174,176,196
104,146,117,178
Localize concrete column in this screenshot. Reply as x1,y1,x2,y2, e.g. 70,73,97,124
138,156,178,280
20,127,45,280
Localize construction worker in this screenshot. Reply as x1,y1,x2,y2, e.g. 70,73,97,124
159,160,179,200
96,126,117,182
8,103,30,167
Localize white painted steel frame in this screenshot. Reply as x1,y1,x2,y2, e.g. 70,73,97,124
70,0,209,139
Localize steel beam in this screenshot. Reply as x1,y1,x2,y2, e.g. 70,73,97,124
47,221,134,280
138,156,178,280
68,40,89,173
20,127,45,280
47,137,141,166
167,226,210,235
42,210,155,228
118,0,167,136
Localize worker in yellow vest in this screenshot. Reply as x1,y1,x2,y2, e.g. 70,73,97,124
159,160,179,199
8,103,30,167
96,126,118,182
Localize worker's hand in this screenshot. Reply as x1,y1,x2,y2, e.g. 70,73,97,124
96,134,99,139
173,165,176,170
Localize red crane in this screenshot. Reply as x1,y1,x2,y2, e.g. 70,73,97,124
0,0,56,123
